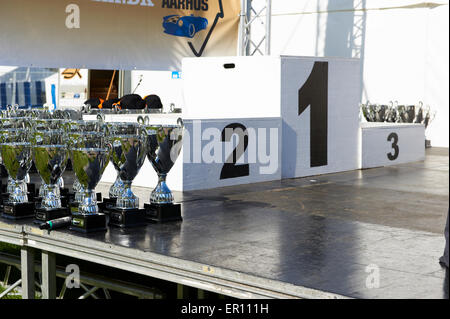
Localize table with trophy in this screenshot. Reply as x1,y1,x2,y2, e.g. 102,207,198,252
0,56,442,299
359,101,430,169
0,107,185,233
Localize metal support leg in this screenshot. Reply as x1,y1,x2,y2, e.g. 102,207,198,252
42,250,56,299
0,279,21,299
79,286,99,299
103,288,111,299
197,289,206,299
177,284,184,299
3,265,11,286
177,284,189,299
20,246,35,299
58,281,67,299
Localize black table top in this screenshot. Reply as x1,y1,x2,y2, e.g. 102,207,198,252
1,148,448,298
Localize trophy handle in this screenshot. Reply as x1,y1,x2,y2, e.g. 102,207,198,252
63,110,72,120
137,115,150,125
22,120,32,130
82,104,91,114
105,141,114,162
96,113,105,122
177,117,184,127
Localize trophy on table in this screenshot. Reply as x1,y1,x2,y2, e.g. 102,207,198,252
414,101,424,124
360,101,375,122
385,101,398,123
396,105,408,123
141,116,184,223
98,122,126,213
69,131,111,233
405,105,416,123
0,120,35,219
66,120,105,214
106,122,148,228
32,119,71,222
0,115,36,202
374,104,387,122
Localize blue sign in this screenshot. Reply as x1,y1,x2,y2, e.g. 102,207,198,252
172,71,181,79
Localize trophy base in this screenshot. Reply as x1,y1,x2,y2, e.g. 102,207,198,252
1,183,36,199
144,203,182,223
34,206,71,223
1,202,36,220
60,188,70,198
108,207,147,228
70,213,107,233
69,201,80,214
34,196,69,208
98,197,117,215
68,193,103,214
1,193,8,205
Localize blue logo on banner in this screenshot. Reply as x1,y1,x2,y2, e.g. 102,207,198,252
172,71,181,79
51,84,56,110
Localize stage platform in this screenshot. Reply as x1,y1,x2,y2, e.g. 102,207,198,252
0,148,448,299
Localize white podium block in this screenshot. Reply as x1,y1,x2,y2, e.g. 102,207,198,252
183,56,361,179
182,118,282,191
360,122,425,169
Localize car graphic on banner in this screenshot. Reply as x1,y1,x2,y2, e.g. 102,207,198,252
163,14,208,38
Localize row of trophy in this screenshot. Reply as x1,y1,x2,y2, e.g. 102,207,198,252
360,101,435,128
0,106,184,233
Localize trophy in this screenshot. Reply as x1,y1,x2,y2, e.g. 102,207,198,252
414,102,424,124
0,122,35,219
0,115,36,203
99,122,126,212
405,105,416,123
69,132,111,233
142,117,184,223
107,122,148,228
423,106,436,130
66,119,105,214
360,102,375,122
32,119,71,222
374,104,387,122
385,101,398,123
397,105,408,123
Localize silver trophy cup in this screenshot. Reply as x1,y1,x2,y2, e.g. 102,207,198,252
0,121,36,219
67,120,106,204
32,119,69,210
0,127,33,203
145,123,183,205
70,132,111,215
108,122,147,209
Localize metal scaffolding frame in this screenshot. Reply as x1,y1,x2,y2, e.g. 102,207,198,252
239,0,272,56
0,252,164,299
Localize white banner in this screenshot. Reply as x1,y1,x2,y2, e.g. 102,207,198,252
0,0,240,70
